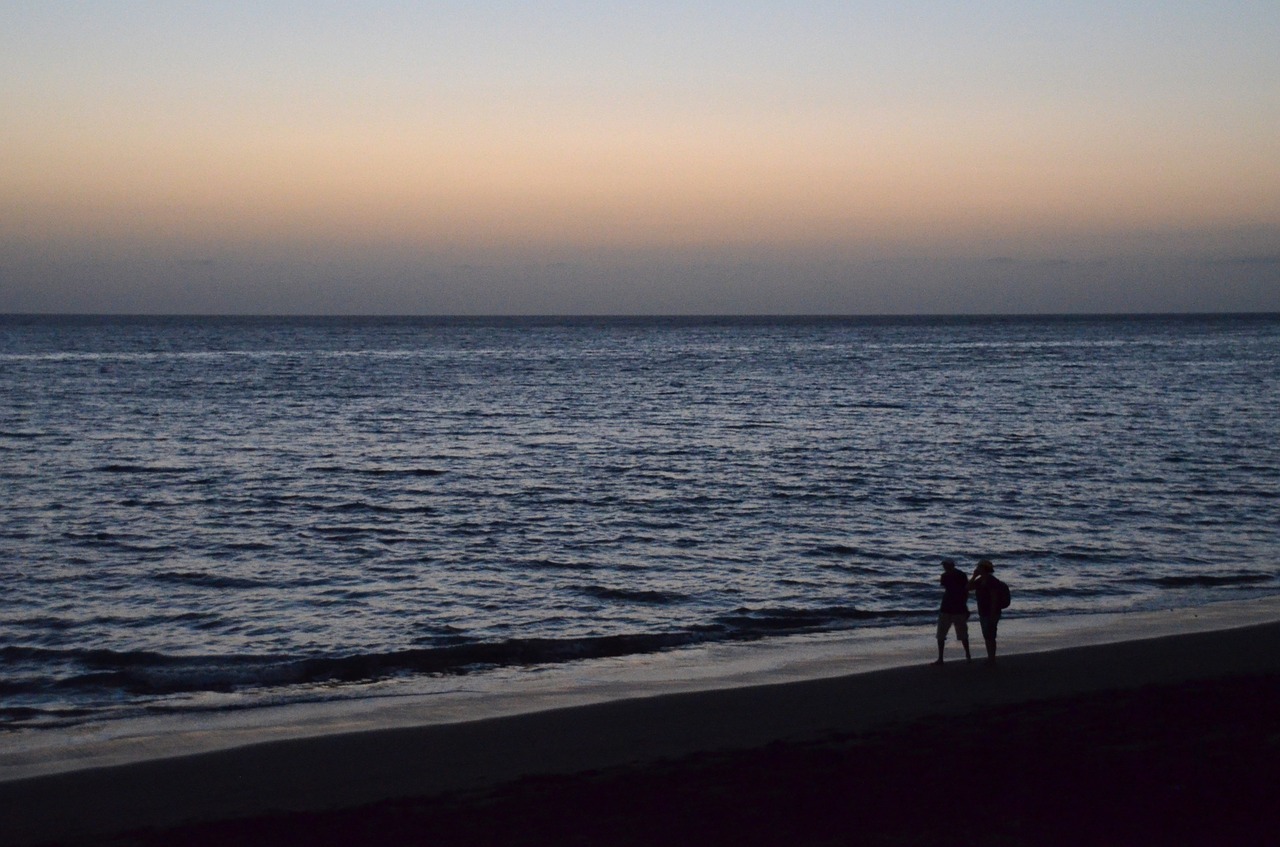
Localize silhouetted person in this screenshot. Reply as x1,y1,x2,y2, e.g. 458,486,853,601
968,559,1004,663
933,559,971,664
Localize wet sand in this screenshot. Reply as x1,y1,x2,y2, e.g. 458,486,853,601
3,613,1279,846
84,671,1277,847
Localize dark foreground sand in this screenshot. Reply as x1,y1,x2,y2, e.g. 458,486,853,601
4,621,1279,846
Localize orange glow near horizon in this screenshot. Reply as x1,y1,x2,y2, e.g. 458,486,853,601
4,0,1279,312
6,102,1278,258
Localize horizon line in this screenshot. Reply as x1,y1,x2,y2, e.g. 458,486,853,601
3,310,1279,321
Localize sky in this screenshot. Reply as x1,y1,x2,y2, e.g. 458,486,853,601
2,1,1278,314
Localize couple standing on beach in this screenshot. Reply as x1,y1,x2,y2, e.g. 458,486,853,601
934,559,1007,665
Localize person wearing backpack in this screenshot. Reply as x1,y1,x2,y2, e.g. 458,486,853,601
968,559,1009,664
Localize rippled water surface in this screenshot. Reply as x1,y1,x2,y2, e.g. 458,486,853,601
2,314,1278,727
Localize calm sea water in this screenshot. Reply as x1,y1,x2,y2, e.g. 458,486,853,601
2,314,1278,729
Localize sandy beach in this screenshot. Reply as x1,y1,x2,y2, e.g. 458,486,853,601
3,603,1279,846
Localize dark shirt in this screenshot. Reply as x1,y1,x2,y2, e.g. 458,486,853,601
973,575,1001,617
939,569,969,614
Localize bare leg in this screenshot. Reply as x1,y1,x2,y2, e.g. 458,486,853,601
980,617,998,663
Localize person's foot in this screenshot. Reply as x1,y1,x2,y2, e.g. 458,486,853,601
930,659,943,665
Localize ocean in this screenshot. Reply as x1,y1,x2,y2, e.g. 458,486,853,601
2,314,1278,732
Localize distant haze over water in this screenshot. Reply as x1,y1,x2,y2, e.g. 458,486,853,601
1,314,1277,729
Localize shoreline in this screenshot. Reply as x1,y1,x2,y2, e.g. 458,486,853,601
3,595,1277,783
3,598,1280,845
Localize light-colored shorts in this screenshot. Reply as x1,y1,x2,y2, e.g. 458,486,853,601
937,612,969,642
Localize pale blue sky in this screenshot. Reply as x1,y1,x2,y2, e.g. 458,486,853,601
2,2,1278,313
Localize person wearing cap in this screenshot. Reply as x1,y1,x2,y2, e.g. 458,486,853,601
968,559,1002,663
932,559,971,664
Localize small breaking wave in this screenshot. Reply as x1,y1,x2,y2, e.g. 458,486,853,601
151,571,277,590
309,466,447,478
1151,573,1274,588
524,558,596,571
97,464,197,475
0,602,924,715
808,544,861,557
324,501,437,516
574,585,685,604
1,635,703,703
712,605,927,635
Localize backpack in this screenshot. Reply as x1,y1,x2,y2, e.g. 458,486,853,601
993,577,1011,610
